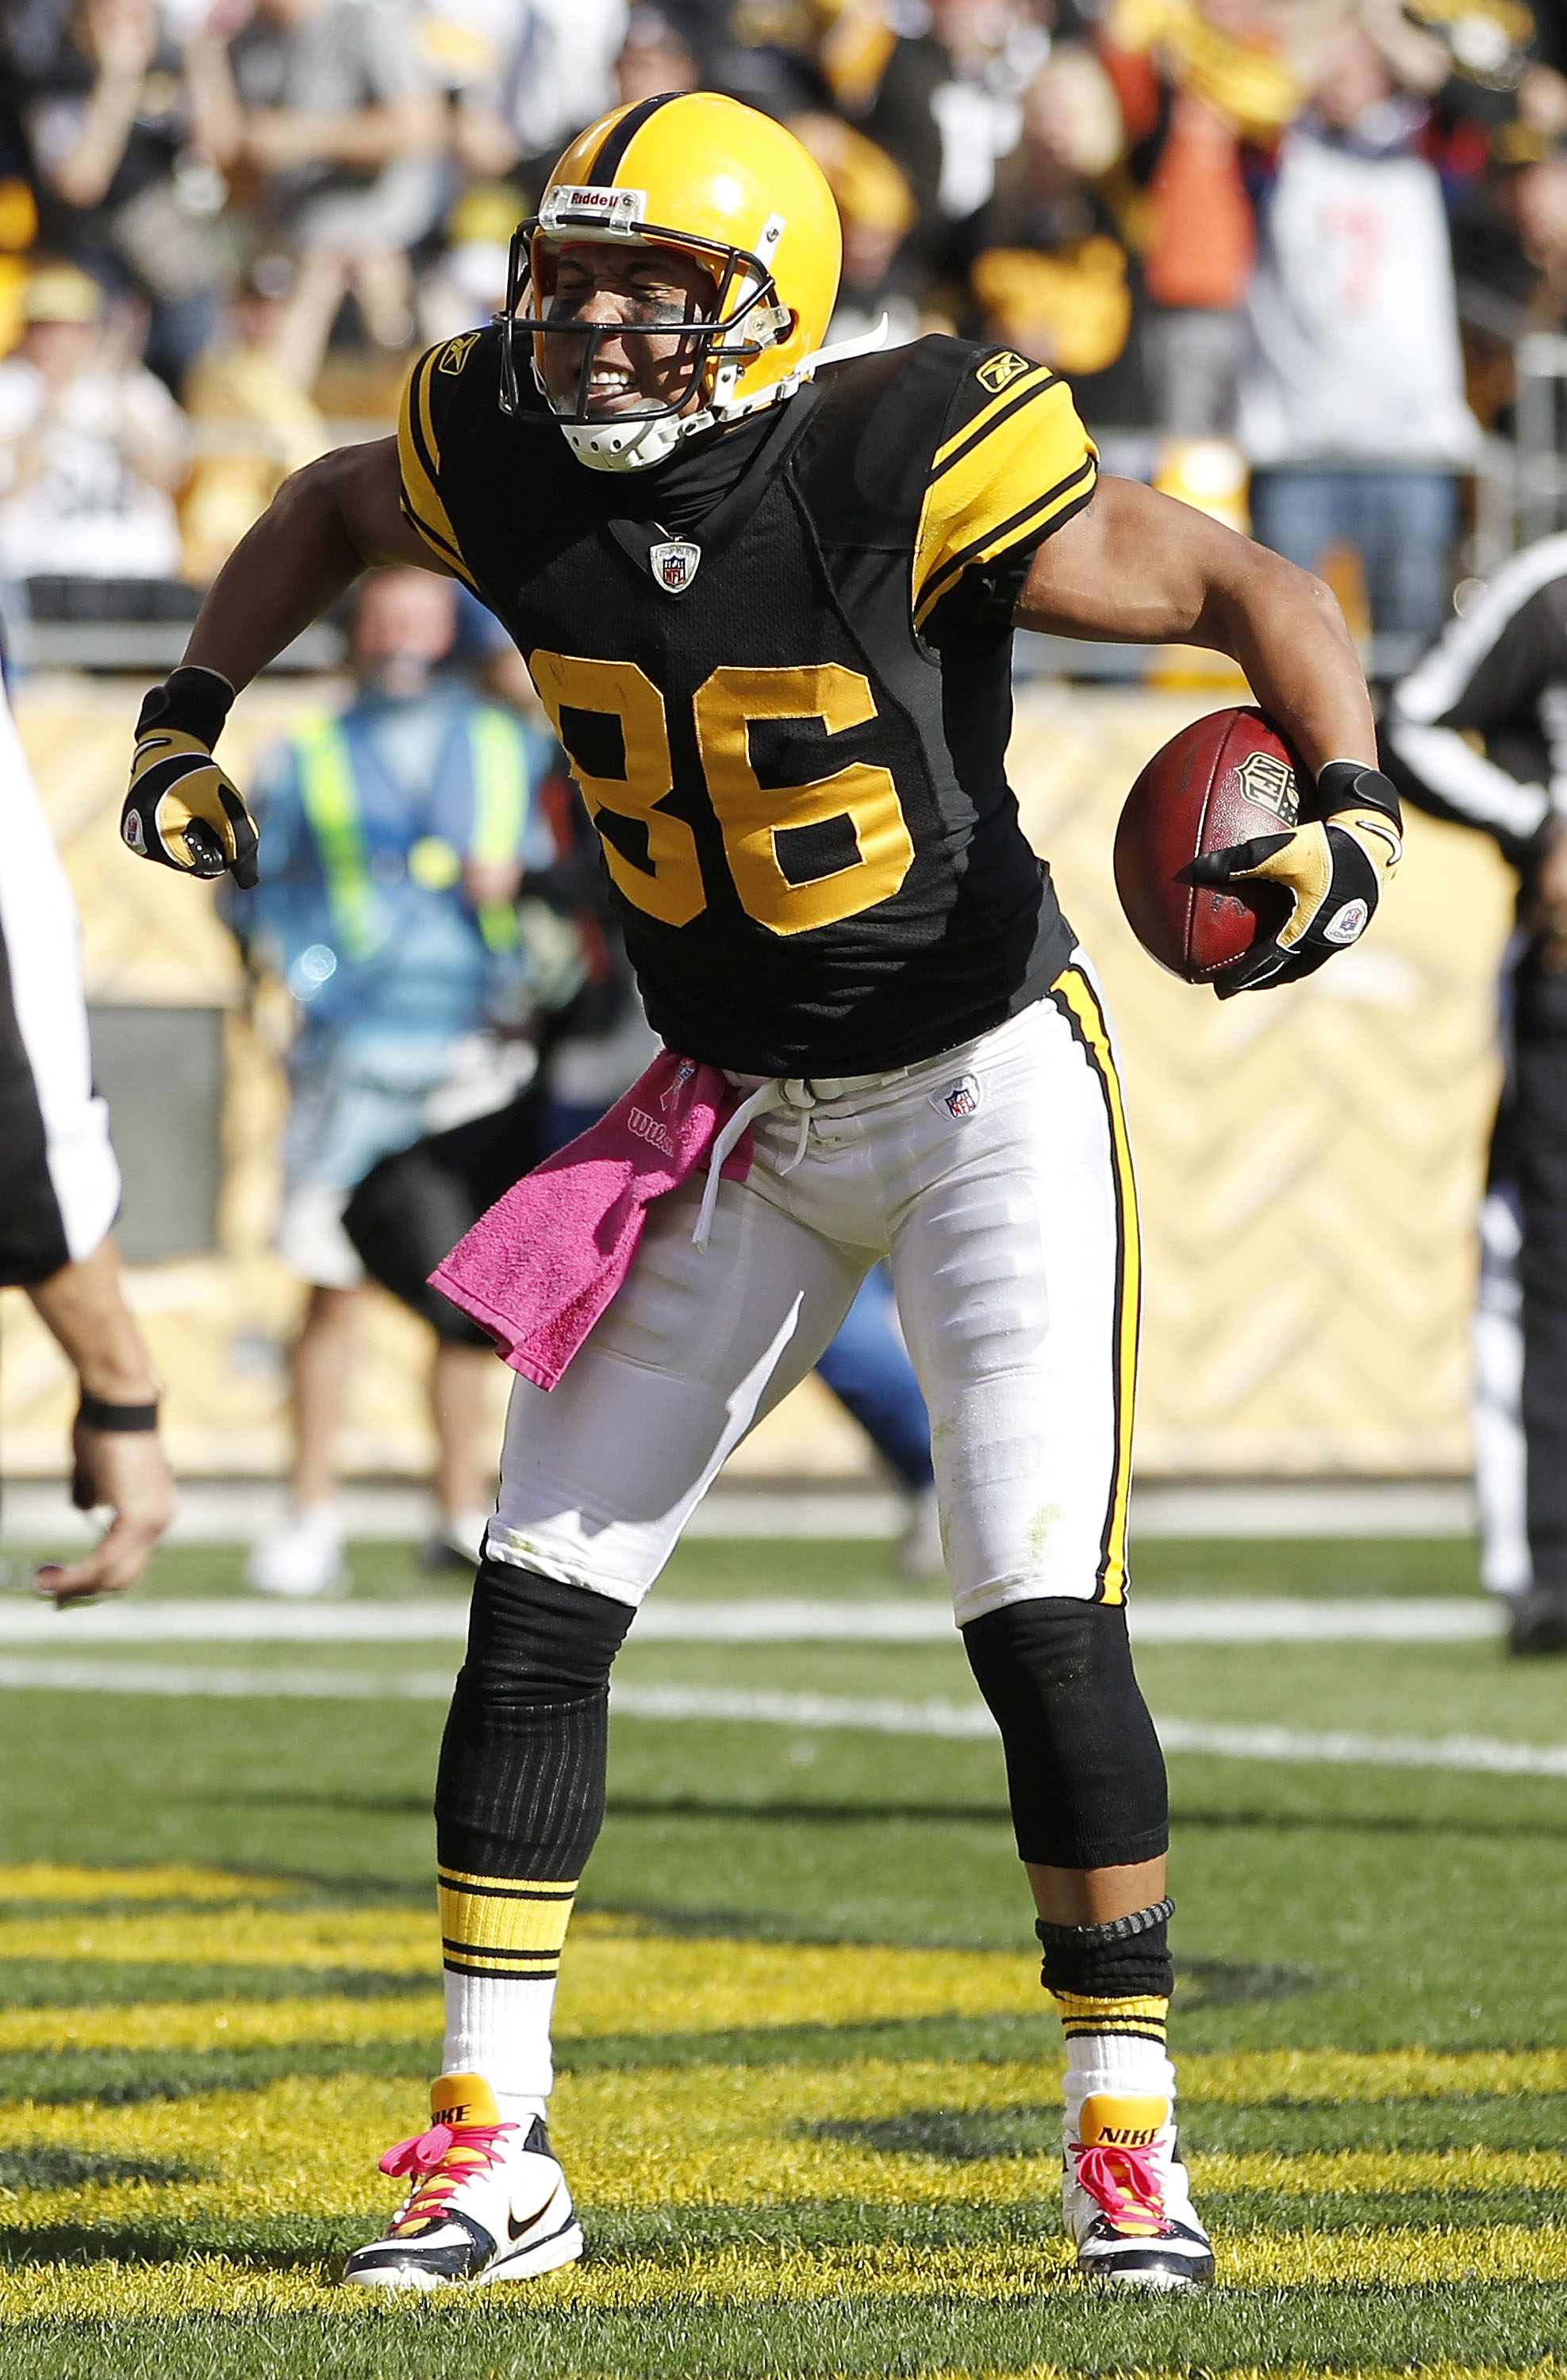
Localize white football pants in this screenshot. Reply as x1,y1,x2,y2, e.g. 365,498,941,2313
490,961,1139,1626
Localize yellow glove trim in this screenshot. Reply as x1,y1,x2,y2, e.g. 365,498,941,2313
1226,821,1331,954
129,731,252,873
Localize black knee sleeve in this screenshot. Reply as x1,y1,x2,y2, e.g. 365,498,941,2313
435,1560,634,1881
960,1597,1168,1871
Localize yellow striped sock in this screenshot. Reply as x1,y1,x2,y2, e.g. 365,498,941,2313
437,1867,578,1982
1051,1989,1169,2046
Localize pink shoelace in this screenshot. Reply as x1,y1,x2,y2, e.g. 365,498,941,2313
379,2118,517,2228
1073,2138,1169,2234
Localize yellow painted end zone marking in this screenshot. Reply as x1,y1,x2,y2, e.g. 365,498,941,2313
0,1993,444,2055
0,1907,1046,2036
5,2070,1567,2226
0,1864,286,1906
4,2230,1567,2322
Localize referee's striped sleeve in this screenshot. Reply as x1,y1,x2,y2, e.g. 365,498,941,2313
397,348,481,592
1384,533,1567,848
912,359,1097,631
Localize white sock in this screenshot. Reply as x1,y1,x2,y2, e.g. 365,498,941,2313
436,1867,577,2130
443,1967,556,2124
1064,2032,1177,2132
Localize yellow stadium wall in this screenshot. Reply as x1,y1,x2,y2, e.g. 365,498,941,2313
0,674,1513,1484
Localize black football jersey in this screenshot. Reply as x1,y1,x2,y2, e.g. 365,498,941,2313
398,328,1097,1075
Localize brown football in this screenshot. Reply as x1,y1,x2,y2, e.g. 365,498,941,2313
1113,707,1304,984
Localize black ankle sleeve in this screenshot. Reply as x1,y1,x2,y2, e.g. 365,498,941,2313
1035,1898,1174,1997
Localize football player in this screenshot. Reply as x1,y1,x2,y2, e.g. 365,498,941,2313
121,94,1400,2291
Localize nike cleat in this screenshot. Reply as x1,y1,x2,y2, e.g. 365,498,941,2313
1063,2090,1215,2289
342,2073,583,2290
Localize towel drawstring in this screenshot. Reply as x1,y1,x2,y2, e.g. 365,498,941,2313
692,1077,815,1251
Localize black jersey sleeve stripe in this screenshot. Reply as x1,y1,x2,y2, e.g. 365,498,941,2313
916,455,1095,628
914,370,1094,625
398,351,481,591
586,91,680,183
922,455,1095,595
928,368,1060,484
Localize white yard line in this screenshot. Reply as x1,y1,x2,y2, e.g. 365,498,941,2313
0,1476,1480,1544
0,1658,455,1700
0,1660,1561,1779
0,1595,1504,1645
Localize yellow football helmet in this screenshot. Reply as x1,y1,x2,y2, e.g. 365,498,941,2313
501,92,848,471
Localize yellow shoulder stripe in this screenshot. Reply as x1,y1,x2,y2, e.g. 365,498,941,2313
397,349,480,592
914,376,1095,630
930,361,1057,478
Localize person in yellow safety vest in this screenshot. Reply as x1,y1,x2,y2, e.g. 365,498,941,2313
231,566,563,1598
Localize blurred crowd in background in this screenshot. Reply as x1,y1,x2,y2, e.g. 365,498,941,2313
2,0,1567,642
7,0,1567,1599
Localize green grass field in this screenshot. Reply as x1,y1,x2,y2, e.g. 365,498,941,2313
0,1532,1564,2379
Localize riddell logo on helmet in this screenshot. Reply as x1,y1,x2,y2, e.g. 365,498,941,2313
542,185,646,231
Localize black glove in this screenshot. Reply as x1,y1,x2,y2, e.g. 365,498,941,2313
1189,761,1403,997
121,666,258,889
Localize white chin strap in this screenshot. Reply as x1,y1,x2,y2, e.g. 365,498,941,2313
559,405,716,472
555,313,892,476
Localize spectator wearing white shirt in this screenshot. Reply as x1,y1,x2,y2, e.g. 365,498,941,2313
1238,21,1480,647
0,263,190,585
451,0,629,184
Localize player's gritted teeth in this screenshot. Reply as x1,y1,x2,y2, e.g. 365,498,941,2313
543,240,716,418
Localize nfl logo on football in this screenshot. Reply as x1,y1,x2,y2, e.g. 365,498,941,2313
651,540,701,594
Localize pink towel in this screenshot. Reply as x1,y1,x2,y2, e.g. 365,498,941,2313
428,1051,755,1391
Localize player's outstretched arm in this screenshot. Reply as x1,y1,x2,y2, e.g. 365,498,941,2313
1015,474,1375,773
185,439,446,693
1017,476,1400,992
121,440,449,886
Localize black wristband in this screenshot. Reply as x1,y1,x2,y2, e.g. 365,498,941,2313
77,1393,160,1434
1317,761,1402,832
134,666,236,750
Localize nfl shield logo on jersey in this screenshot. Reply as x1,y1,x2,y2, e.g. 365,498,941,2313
651,540,701,594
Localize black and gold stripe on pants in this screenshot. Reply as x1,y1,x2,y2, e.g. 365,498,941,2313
437,1868,578,1981
1047,963,1140,1608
